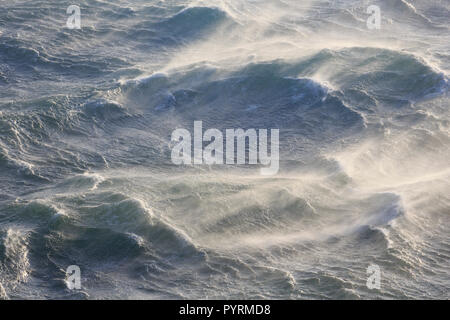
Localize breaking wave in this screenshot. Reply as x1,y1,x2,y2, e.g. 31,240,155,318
0,0,449,299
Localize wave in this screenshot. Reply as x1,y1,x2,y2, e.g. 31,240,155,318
1,0,449,299
0,228,30,299
157,6,232,39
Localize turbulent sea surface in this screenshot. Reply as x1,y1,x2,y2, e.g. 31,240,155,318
0,0,449,299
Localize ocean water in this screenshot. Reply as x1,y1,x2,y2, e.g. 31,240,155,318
0,0,449,299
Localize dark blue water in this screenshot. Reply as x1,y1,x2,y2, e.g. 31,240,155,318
0,0,449,299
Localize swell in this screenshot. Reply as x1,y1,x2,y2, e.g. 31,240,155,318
0,0,449,299
155,6,233,40
0,188,206,298
1,47,446,189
